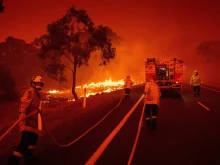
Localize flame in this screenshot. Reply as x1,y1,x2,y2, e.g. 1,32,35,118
83,79,124,88
45,78,136,102
48,90,65,94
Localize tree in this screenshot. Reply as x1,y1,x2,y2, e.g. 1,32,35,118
88,26,123,81
0,0,4,13
0,36,42,87
0,64,18,101
196,40,220,62
34,6,117,100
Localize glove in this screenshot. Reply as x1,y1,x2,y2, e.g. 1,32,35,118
38,109,42,114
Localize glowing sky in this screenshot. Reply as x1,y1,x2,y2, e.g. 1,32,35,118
1,0,220,42
1,0,220,84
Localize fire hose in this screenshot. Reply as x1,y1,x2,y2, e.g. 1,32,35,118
0,89,125,147
0,110,39,142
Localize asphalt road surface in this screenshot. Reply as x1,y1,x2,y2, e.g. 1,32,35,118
1,83,220,165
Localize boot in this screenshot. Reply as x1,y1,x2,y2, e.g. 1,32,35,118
124,95,128,100
127,95,130,100
25,149,36,163
194,92,197,97
145,118,151,127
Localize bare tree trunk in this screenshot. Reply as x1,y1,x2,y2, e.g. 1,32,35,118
72,64,78,100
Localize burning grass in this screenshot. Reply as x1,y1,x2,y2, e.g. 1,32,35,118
44,78,125,102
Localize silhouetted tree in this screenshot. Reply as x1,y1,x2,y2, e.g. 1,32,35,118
34,6,117,100
196,40,220,62
88,26,123,81
0,65,18,101
0,36,42,86
0,0,4,13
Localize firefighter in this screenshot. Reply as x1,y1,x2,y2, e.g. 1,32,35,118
124,75,134,100
144,77,161,130
190,70,202,97
7,76,44,165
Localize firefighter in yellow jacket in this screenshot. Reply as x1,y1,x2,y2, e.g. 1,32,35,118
7,76,44,165
144,77,161,130
190,70,202,97
124,75,134,100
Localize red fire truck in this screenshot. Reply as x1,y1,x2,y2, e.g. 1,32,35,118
145,58,183,94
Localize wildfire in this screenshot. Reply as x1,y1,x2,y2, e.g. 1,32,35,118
47,90,65,94
83,79,124,88
45,78,127,102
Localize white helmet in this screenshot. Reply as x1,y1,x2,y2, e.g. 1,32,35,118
31,76,44,90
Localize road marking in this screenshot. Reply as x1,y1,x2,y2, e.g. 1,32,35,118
85,94,145,165
197,102,210,111
201,86,220,93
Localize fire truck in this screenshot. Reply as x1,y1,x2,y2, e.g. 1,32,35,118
145,58,183,94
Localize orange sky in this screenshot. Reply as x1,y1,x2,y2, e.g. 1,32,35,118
1,0,220,43
1,0,220,84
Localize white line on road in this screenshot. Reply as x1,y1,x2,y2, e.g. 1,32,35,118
197,102,210,111
201,86,220,93
85,94,145,165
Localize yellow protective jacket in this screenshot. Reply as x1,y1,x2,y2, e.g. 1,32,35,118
144,81,161,106
19,87,41,134
190,74,202,86
124,78,134,89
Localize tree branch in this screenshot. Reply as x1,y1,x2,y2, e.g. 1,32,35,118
63,64,73,72
61,48,74,64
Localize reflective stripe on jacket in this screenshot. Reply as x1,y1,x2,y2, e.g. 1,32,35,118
19,87,41,134
144,81,161,106
190,74,201,86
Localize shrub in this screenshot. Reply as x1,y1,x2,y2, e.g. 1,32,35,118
0,65,19,101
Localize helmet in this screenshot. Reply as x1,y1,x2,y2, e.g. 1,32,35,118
31,76,44,90
194,70,198,74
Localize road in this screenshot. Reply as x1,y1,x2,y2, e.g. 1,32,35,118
1,84,220,165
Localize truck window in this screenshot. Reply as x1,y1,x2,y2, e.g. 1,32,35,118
157,67,169,80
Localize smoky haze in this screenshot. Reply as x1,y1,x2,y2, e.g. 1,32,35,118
1,0,220,89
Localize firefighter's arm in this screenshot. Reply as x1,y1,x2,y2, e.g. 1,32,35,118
19,90,34,120
124,80,127,87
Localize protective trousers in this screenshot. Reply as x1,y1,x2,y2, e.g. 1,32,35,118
144,104,159,120
124,88,131,100
7,131,38,165
193,85,200,96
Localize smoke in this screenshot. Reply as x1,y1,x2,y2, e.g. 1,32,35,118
1,0,220,87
